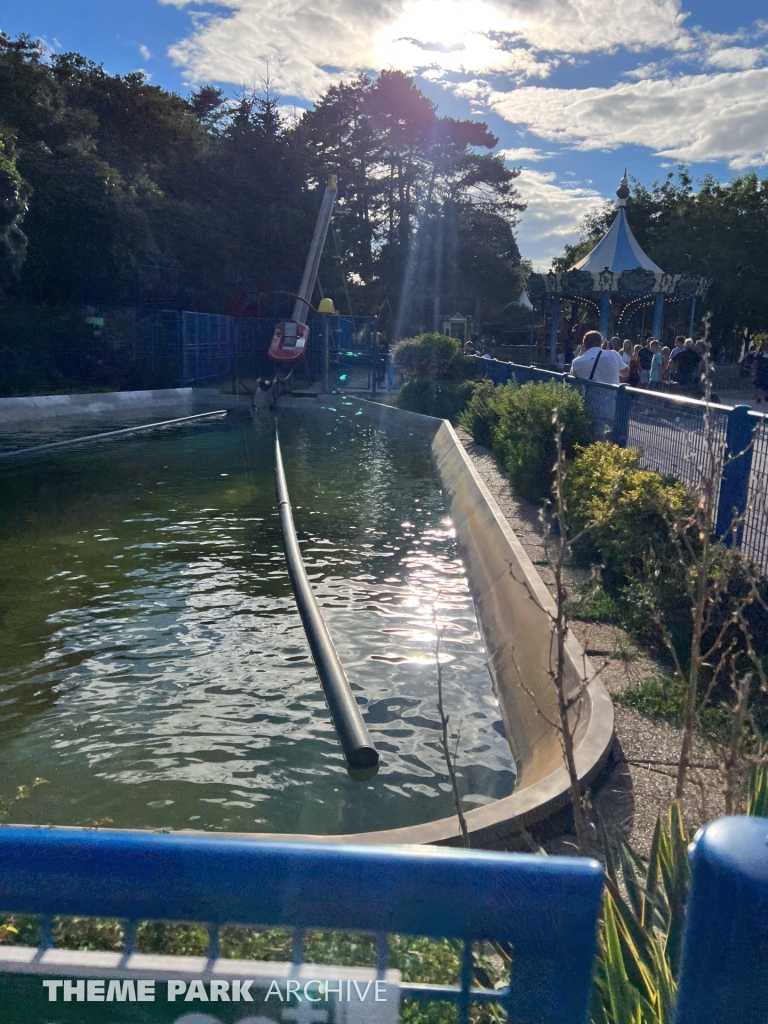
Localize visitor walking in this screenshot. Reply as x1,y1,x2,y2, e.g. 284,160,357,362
660,345,671,384
571,331,629,385
621,339,633,366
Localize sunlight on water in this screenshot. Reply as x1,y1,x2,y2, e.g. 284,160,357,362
0,407,515,834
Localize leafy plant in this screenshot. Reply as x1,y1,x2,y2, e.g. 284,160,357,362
492,380,593,502
457,379,499,448
392,333,473,381
564,442,693,582
594,774,768,1024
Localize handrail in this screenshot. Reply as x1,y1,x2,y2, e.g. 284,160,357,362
274,423,378,770
0,409,228,460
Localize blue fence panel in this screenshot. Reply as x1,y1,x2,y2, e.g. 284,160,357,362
469,357,768,571
0,828,604,1024
743,412,768,569
622,388,730,505
569,379,617,440
676,815,768,1024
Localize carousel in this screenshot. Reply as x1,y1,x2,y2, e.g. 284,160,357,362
526,172,710,364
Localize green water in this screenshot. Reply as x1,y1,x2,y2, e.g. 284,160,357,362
0,406,514,834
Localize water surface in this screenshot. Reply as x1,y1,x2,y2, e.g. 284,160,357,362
0,405,514,834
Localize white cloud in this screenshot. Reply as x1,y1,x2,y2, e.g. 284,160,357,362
158,0,696,100
704,46,766,70
497,146,555,162
484,0,691,56
139,44,152,61
512,169,604,268
487,67,768,169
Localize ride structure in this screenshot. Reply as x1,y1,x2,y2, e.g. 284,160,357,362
268,175,338,365
526,171,710,364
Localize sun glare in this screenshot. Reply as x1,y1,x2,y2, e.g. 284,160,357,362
374,0,523,77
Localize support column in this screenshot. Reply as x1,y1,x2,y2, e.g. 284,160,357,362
688,295,697,337
549,295,560,367
652,293,665,341
599,292,610,338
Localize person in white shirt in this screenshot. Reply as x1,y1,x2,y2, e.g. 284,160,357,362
571,330,629,385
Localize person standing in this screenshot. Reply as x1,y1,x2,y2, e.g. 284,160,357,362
637,338,654,386
620,339,633,366
571,331,629,384
649,340,663,388
670,335,687,360
628,344,641,386
672,339,702,395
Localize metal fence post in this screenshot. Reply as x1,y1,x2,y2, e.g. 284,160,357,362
549,296,560,366
715,405,755,543
613,384,630,447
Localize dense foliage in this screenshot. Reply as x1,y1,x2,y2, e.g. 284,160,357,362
391,332,472,380
564,443,694,583
459,379,593,501
0,34,525,328
554,168,768,359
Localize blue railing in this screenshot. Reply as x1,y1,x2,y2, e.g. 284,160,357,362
0,819,766,1023
0,827,603,1024
475,357,768,572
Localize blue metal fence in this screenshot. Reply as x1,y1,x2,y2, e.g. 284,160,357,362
180,313,378,388
475,357,768,573
0,827,603,1024
1,819,768,1023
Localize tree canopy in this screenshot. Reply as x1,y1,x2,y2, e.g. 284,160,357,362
0,33,525,329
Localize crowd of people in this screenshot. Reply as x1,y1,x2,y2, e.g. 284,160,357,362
569,331,710,394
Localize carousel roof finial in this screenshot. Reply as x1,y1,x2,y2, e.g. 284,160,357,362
616,169,630,206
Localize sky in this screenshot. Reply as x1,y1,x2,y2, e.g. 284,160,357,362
2,0,768,268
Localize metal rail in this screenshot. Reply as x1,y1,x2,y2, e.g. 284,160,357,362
0,409,228,460
274,422,378,770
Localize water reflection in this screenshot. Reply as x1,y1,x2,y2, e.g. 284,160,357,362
0,408,515,833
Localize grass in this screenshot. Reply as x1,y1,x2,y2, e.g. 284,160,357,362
615,675,728,734
565,585,625,626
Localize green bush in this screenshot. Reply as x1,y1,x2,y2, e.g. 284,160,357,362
457,379,499,448
563,442,693,581
391,332,474,381
492,380,593,502
397,378,478,422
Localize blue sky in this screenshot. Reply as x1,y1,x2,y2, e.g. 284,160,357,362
3,0,767,266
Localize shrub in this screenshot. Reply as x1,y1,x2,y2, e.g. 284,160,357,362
397,378,478,422
563,442,693,579
457,379,499,448
391,333,473,381
492,380,593,502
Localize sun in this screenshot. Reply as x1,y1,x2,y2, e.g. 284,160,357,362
374,0,522,77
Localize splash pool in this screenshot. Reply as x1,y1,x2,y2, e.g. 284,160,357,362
0,405,515,835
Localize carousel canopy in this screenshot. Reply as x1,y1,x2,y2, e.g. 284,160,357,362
571,172,663,274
